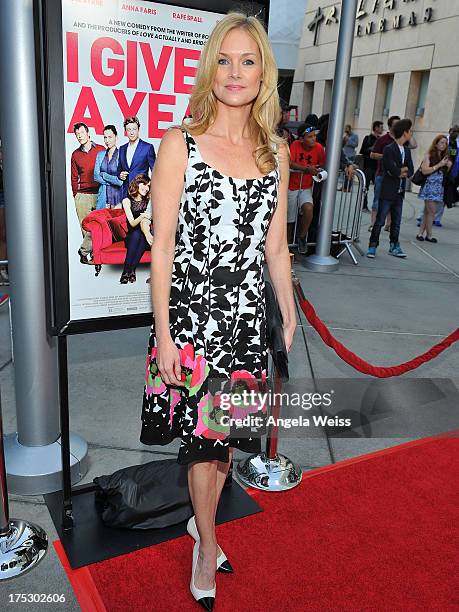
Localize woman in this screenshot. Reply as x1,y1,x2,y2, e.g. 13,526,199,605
120,174,153,284
140,13,296,610
94,124,123,209
416,135,452,243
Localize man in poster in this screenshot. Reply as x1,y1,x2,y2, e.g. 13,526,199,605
71,123,104,264
117,116,156,199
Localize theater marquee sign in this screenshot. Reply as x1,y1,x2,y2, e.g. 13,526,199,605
308,0,434,45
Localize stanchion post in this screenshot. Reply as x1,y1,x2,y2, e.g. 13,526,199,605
305,0,358,272
58,335,74,531
0,0,88,495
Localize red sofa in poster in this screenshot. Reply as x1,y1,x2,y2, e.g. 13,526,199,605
82,209,152,276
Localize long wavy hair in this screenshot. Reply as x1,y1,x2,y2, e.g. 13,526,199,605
428,134,448,166
182,12,285,174
128,174,150,200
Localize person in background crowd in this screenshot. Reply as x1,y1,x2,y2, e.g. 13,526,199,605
342,124,359,192
360,120,384,211
94,125,124,210
288,123,325,253
367,118,414,259
0,139,7,286
418,124,459,227
307,113,354,254
120,174,153,284
416,135,452,243
343,124,359,160
316,113,354,176
369,116,417,232
277,102,295,145
71,123,105,264
445,124,459,209
304,113,319,128
118,116,156,200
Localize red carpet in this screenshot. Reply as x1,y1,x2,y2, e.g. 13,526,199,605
54,434,459,611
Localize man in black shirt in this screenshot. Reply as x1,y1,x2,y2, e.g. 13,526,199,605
367,119,414,259
360,120,383,211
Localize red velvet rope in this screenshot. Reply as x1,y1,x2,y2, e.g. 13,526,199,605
297,295,459,378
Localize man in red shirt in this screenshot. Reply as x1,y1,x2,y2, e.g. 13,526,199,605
71,123,104,264
288,124,325,253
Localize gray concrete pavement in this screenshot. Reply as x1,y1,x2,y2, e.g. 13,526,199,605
0,192,457,610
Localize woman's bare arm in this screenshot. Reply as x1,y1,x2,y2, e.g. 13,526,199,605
149,128,187,385
122,198,144,227
421,154,443,175
265,143,297,351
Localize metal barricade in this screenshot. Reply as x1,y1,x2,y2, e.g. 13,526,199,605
288,168,367,264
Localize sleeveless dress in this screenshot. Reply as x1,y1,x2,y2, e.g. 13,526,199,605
140,129,279,465
418,169,445,202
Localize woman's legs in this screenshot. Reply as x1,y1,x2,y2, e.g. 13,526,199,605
419,200,436,238
213,449,233,555
434,201,445,225
188,448,234,589
188,460,218,590
123,228,148,275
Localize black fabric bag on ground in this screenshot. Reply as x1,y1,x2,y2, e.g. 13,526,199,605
93,459,193,529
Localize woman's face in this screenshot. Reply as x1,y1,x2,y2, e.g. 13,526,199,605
436,137,448,153
103,130,117,149
213,28,263,109
138,182,150,197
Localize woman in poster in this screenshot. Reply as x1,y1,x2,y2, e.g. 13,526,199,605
120,174,153,284
94,124,123,209
141,13,296,609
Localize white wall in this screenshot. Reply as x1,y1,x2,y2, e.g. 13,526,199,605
268,0,308,71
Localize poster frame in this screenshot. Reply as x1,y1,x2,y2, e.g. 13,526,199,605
36,0,270,336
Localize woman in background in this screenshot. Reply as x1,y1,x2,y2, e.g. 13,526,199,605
94,124,123,210
120,174,153,284
416,135,451,243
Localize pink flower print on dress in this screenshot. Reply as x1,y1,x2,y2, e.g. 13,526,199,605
229,369,265,419
188,353,210,397
169,388,181,426
145,349,167,396
194,391,229,440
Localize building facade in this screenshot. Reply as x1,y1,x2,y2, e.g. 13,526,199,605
290,0,459,166
268,0,308,106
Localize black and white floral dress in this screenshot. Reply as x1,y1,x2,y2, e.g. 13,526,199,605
140,128,279,465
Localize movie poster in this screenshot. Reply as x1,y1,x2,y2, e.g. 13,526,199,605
61,0,221,321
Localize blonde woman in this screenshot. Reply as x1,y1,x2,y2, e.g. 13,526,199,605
140,12,296,610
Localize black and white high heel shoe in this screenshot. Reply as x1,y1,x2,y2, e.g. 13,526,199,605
187,515,234,573
190,541,216,611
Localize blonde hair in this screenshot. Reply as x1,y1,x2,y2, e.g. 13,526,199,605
182,12,285,174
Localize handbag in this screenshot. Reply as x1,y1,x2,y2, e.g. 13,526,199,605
264,280,289,382
411,165,428,187
93,458,193,529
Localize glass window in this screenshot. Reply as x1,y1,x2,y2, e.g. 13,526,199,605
416,72,429,116
355,78,363,115
383,75,394,116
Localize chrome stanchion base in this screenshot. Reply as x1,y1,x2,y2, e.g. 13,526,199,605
0,518,48,580
303,254,339,272
235,452,302,491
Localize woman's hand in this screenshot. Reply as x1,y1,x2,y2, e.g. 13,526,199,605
440,156,450,168
156,336,185,387
146,233,153,247
283,321,297,352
